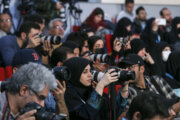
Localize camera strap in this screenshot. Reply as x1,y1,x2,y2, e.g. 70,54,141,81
1,102,10,120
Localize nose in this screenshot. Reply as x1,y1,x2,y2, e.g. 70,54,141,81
37,100,45,107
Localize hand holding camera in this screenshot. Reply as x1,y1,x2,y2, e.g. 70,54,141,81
27,34,41,48
16,109,37,120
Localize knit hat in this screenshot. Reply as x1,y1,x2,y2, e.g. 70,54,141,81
130,38,146,54
63,57,91,87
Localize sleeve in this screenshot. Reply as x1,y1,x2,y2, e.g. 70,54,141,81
65,90,103,120
0,38,16,66
116,89,128,118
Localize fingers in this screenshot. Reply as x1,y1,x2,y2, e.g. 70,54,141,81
17,110,36,120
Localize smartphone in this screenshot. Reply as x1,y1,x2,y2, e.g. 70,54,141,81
156,18,166,26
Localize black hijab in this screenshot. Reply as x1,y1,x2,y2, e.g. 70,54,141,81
113,17,132,37
155,42,170,76
166,51,180,82
63,57,93,101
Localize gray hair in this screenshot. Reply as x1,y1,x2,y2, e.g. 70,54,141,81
48,18,63,29
8,62,57,94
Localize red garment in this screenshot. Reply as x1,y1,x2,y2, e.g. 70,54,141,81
82,8,107,31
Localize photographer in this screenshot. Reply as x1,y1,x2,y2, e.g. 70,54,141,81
63,57,119,120
0,21,42,80
0,62,57,120
116,54,180,119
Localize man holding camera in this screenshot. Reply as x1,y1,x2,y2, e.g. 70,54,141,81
117,54,180,119
0,62,57,120
0,21,50,80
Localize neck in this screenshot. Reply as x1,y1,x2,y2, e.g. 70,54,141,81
16,37,23,48
7,92,20,115
135,75,146,89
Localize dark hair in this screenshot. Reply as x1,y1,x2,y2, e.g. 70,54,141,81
125,0,134,5
51,46,74,67
66,32,88,52
88,36,102,51
0,12,12,18
160,8,168,16
126,92,170,120
93,7,104,17
136,6,145,15
24,13,44,24
15,21,40,37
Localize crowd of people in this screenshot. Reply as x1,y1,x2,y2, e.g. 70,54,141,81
0,0,180,120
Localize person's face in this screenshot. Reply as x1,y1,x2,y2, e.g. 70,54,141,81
21,85,49,109
94,14,103,24
0,14,12,33
126,25,131,32
163,46,171,52
137,10,147,21
137,48,146,58
93,39,104,53
50,20,64,38
125,3,134,14
81,41,89,55
80,65,92,87
162,9,172,22
74,48,80,57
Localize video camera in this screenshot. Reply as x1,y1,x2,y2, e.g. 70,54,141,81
91,67,135,83
35,33,61,45
20,102,66,120
52,66,71,83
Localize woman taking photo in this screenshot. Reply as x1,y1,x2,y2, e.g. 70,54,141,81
63,57,118,120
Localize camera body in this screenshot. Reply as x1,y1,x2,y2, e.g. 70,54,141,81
52,66,71,82
91,67,135,83
20,102,66,120
36,33,61,45
118,37,129,46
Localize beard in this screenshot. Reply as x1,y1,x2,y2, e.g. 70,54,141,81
21,37,29,49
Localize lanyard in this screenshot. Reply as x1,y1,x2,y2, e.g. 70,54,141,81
1,102,11,120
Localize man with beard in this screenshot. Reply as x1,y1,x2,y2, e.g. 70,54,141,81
0,21,41,80
131,6,147,35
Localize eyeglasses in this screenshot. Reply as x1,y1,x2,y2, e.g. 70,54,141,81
53,25,64,30
0,18,11,23
29,88,46,101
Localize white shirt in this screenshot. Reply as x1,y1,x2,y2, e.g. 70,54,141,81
116,11,135,22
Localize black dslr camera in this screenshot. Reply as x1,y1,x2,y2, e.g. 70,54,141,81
20,102,66,120
52,66,71,82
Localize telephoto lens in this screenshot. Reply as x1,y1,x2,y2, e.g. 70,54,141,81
38,33,61,45
89,54,110,63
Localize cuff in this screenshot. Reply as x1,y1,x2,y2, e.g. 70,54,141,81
87,90,103,110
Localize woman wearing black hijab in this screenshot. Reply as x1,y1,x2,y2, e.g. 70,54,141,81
166,51,180,88
154,42,171,76
63,57,118,120
141,17,163,55
109,17,132,66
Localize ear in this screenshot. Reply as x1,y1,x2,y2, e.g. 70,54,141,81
140,66,145,73
12,67,18,74
19,85,29,97
21,32,27,40
57,61,63,66
132,111,142,120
